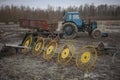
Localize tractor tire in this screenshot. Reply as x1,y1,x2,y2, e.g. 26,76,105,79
91,29,101,39
62,22,78,39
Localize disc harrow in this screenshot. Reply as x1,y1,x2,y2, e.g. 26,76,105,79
19,35,97,70
3,35,117,72
19,35,99,71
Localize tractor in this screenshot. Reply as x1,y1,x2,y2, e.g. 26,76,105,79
60,12,101,39
19,12,104,40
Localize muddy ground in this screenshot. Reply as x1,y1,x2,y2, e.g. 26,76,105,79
0,24,120,80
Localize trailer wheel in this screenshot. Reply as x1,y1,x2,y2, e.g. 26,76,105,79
62,22,78,39
91,29,101,39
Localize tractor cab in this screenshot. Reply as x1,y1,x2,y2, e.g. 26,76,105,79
63,12,83,28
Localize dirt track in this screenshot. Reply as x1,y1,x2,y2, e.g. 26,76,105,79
0,24,120,80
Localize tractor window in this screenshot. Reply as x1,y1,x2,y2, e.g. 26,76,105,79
69,14,72,20
73,14,80,19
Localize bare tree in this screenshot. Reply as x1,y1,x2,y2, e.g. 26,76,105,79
0,4,120,24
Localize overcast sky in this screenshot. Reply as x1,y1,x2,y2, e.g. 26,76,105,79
0,0,120,9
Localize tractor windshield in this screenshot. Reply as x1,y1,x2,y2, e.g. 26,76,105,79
73,14,80,19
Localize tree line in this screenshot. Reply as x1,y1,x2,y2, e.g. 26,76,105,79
0,4,120,24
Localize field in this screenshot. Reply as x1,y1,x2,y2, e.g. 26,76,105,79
0,20,120,80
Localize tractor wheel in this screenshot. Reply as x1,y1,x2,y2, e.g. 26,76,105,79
62,22,78,39
91,29,101,39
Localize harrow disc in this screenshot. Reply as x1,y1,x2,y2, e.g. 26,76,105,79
21,35,33,54
32,37,44,56
43,40,58,60
58,44,74,65
76,45,97,71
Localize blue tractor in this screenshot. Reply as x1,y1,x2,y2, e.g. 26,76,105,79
62,12,101,39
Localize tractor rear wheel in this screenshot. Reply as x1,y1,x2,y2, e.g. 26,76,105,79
91,29,101,39
62,22,78,39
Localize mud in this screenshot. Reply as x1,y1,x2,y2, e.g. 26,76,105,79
0,24,120,80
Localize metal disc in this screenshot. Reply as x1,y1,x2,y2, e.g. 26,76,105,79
61,48,70,59
46,45,54,55
32,37,44,56
21,35,33,54
76,45,97,71
58,44,74,65
43,40,58,60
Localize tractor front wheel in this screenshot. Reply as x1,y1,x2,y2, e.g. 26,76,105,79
62,22,78,39
91,29,101,39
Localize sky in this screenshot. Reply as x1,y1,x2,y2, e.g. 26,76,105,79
0,0,120,9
